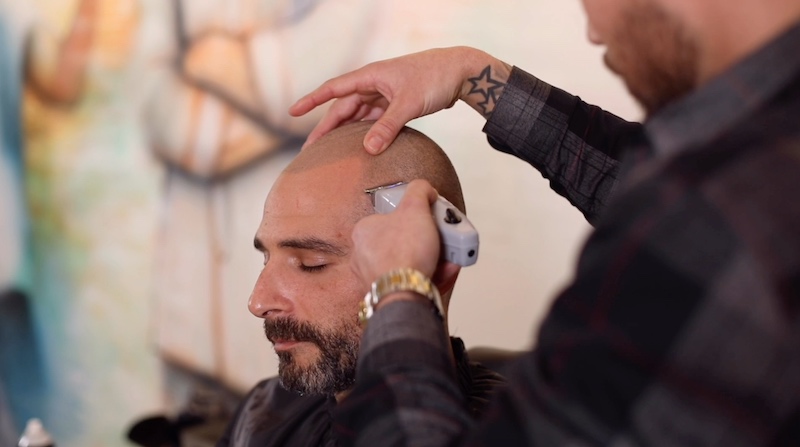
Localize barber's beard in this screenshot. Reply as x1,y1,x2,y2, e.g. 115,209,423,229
264,317,360,396
605,1,700,115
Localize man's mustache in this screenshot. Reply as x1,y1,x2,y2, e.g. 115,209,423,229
263,317,324,346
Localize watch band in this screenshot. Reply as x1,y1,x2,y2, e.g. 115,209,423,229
359,268,444,324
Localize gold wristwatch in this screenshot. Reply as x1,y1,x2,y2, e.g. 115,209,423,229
359,268,444,324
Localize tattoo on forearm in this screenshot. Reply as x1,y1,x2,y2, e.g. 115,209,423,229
467,66,506,118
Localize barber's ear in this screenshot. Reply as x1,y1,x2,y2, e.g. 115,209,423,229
432,261,461,295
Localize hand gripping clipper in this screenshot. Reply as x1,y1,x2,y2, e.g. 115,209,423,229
364,182,479,267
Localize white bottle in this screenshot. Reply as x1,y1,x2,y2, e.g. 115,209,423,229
18,418,55,447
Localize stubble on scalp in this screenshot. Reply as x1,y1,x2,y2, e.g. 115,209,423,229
286,121,466,214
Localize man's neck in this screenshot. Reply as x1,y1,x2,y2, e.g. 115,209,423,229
689,0,800,84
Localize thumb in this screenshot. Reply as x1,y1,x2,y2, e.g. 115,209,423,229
399,180,439,211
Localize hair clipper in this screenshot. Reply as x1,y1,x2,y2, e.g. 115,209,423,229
365,182,479,267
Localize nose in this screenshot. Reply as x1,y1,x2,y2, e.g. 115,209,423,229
248,263,293,318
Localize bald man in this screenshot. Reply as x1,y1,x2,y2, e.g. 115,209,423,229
216,121,505,447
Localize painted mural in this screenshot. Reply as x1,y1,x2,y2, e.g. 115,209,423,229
15,0,161,445
1,3,38,445
146,0,383,393
1,0,394,444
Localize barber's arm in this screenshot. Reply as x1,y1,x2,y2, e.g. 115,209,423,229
337,172,774,446
338,180,471,445
291,47,643,223
290,47,513,153
484,66,644,225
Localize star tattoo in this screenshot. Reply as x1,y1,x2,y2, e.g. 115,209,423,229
468,66,504,98
478,95,498,116
468,66,505,117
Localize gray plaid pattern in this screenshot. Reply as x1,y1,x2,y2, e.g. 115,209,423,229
485,68,626,224
334,21,800,447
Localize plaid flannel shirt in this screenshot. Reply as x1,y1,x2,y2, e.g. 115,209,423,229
333,20,800,447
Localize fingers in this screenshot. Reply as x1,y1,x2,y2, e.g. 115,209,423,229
289,67,369,117
362,119,394,154
304,103,408,154
291,48,469,153
362,98,421,154
431,259,461,294
288,80,341,117
301,92,415,153
350,179,441,282
399,179,439,210
302,95,363,149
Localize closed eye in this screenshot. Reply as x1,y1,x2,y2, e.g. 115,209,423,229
300,264,327,273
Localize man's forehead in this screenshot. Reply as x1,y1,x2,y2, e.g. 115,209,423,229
268,158,368,210
257,159,372,244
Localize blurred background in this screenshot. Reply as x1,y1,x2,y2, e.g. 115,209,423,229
0,0,640,445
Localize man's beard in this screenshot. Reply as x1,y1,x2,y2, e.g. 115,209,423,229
605,1,700,115
264,316,360,396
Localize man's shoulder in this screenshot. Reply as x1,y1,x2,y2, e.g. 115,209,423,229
223,377,332,447
247,376,286,397
241,376,328,413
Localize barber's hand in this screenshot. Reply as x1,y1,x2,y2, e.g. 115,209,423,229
290,47,506,154
351,180,441,284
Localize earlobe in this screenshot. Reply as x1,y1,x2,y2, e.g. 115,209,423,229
432,261,461,295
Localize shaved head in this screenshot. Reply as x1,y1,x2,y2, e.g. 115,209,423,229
251,121,465,396
285,121,466,215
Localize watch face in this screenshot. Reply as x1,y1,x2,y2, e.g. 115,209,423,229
360,269,444,324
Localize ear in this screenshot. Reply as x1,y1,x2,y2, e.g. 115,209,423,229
432,261,461,295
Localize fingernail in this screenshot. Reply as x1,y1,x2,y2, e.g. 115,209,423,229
365,135,384,154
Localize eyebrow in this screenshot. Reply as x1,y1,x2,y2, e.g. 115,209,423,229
253,236,347,257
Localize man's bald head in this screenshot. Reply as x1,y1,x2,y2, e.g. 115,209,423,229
251,123,467,397
285,121,466,215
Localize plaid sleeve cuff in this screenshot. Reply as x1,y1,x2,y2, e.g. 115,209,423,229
357,300,456,381
483,66,577,162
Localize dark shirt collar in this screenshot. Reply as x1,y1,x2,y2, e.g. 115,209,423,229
645,19,800,157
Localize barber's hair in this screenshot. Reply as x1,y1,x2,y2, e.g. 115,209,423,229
287,121,466,214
